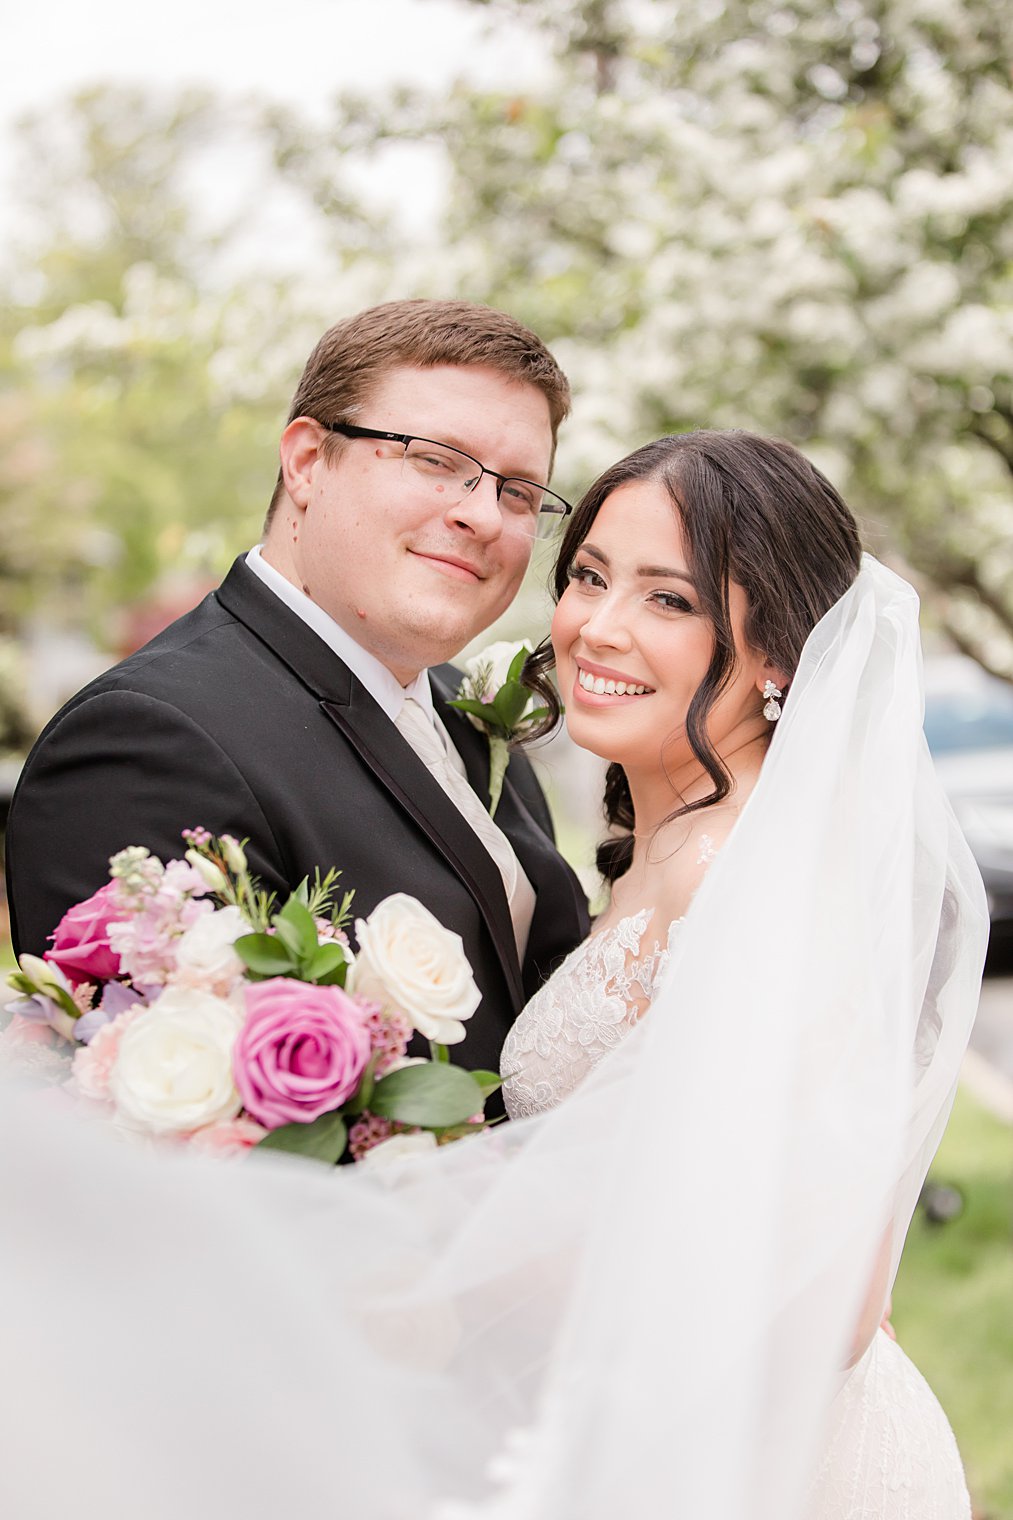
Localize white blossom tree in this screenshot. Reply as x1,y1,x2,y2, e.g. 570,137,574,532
268,0,1013,673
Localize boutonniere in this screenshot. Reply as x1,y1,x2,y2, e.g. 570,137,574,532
448,640,549,818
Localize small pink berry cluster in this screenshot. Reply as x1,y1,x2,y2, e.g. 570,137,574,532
348,1113,419,1161
361,1003,414,1077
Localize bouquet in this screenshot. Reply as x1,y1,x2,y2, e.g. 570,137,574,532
2,829,500,1166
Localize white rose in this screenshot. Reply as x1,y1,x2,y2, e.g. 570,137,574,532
172,905,248,994
348,894,481,1045
109,988,244,1134
361,1131,439,1170
460,639,534,704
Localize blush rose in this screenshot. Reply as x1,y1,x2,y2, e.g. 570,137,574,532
232,979,371,1129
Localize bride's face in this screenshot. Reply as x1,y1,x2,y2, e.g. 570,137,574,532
551,478,770,778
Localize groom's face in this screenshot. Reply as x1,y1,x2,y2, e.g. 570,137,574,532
280,364,554,684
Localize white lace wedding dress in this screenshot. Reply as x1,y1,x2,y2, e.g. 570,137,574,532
501,908,972,1520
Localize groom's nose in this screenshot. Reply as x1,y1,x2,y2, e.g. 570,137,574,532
442,473,505,542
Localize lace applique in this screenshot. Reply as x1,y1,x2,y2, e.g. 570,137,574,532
696,832,716,865
501,909,683,1120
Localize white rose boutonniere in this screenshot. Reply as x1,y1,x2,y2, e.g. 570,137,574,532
448,640,549,817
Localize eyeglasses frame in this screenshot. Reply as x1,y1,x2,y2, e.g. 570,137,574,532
318,421,573,522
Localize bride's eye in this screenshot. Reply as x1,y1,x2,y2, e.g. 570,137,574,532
650,590,695,614
567,562,607,590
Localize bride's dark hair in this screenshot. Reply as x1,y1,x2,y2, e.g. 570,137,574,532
523,430,863,883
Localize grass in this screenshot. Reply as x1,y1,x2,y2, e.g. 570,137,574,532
893,1086,1013,1518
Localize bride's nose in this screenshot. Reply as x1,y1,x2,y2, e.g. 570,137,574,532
579,596,633,653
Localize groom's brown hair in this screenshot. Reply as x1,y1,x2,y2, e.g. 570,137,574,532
264,299,571,527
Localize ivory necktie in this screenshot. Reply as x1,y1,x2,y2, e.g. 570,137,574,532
395,697,536,959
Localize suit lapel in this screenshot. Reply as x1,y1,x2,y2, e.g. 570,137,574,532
216,561,524,1007
431,667,592,993
320,685,524,1007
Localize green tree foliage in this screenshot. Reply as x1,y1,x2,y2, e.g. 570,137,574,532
1,88,307,632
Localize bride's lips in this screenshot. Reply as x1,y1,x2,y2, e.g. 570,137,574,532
571,658,656,706
409,550,484,583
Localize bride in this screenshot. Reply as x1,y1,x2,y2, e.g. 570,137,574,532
0,432,987,1520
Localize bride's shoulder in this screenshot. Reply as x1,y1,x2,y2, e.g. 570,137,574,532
647,808,733,921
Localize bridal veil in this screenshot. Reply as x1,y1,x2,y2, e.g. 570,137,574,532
0,557,988,1519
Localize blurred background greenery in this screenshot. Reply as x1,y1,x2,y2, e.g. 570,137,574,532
1,0,1011,1511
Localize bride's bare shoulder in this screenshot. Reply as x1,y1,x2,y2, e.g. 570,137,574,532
648,808,736,923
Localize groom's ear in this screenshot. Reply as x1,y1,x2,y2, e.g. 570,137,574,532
278,418,326,511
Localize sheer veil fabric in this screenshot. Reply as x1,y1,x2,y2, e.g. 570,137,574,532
0,557,988,1520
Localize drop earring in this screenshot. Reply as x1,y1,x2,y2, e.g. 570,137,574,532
762,679,783,722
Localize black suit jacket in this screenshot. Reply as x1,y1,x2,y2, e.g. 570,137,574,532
5,558,590,1078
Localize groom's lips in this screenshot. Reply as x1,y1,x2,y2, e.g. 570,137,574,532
409,550,484,583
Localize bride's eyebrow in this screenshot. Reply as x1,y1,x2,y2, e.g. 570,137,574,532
579,543,696,587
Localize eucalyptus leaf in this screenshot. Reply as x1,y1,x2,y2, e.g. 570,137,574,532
257,1110,348,1164
343,1055,377,1117
371,1062,485,1128
305,942,350,985
468,1070,503,1098
271,916,309,961
275,897,320,960
234,934,296,978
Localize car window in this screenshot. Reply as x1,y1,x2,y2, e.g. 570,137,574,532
924,687,1013,753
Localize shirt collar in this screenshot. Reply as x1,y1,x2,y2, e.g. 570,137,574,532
245,546,433,723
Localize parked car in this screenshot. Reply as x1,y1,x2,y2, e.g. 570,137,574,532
923,656,1013,931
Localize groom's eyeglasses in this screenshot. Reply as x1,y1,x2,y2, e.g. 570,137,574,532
320,422,573,540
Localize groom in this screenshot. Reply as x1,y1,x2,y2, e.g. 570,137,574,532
5,298,591,1076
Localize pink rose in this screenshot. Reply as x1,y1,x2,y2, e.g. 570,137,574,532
46,881,124,986
233,979,371,1129
188,1116,269,1156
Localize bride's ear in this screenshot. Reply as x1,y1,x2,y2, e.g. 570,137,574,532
756,659,790,698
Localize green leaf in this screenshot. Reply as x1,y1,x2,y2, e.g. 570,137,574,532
274,896,320,961
505,646,529,684
271,916,309,961
447,696,500,727
343,1054,377,1116
304,942,350,985
234,934,296,978
257,1110,347,1164
371,1062,486,1128
493,684,530,730
468,1070,503,1099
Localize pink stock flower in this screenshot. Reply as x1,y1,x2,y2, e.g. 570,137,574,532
46,882,125,986
233,979,371,1129
107,863,211,987
188,1115,268,1155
